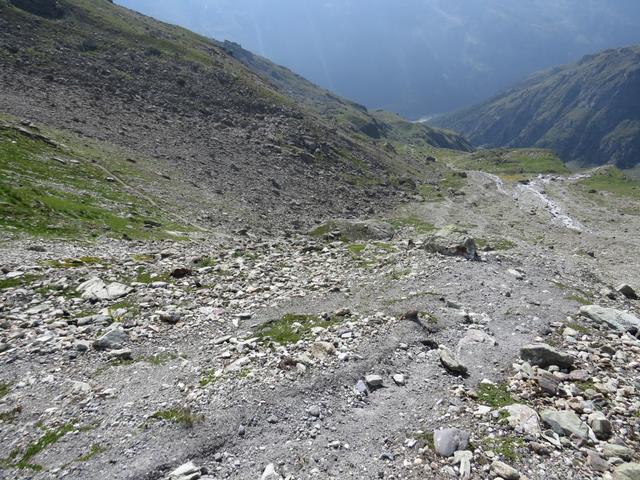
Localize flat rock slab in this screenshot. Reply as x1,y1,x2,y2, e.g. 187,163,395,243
520,343,574,369
541,409,594,440
580,305,640,333
78,277,132,301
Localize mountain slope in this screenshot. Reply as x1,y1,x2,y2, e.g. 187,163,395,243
219,40,471,151
0,0,468,236
432,46,640,168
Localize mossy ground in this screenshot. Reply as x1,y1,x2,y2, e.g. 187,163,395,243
256,313,340,345
0,122,192,240
2,423,76,471
148,408,203,428
477,383,514,408
450,148,569,179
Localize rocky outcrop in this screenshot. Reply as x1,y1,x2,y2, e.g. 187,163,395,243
9,0,64,18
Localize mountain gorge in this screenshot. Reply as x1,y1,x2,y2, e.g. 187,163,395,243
0,0,467,237
433,46,640,168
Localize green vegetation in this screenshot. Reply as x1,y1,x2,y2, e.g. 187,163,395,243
199,370,219,387
43,256,105,268
347,243,366,255
0,383,11,399
390,215,436,233
481,435,524,461
133,269,171,284
148,408,203,428
387,269,411,280
563,321,591,334
476,238,516,251
477,383,515,408
256,313,340,345
0,274,41,290
194,256,217,268
77,444,107,462
3,423,76,471
565,294,591,305
412,431,435,449
450,149,568,179
0,123,190,240
578,167,640,199
0,406,21,423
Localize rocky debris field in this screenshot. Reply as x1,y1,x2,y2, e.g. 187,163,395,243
1,185,639,480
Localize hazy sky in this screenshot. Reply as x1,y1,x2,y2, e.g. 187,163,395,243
117,0,640,118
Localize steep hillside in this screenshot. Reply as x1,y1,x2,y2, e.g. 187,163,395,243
0,0,467,235
219,41,471,151
433,46,640,168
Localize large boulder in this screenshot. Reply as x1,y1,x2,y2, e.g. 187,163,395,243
541,409,594,440
308,219,394,241
520,343,574,369
9,0,64,17
580,305,640,334
500,404,541,435
422,225,478,260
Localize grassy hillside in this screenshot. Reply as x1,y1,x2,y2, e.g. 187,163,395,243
432,46,640,169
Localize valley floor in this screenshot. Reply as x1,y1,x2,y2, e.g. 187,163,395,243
1,169,640,480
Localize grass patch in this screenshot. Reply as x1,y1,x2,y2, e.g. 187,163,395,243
194,256,217,268
564,295,591,305
412,431,435,449
477,383,514,408
43,256,105,268
373,242,396,252
148,408,203,428
451,148,568,178
0,274,41,290
0,406,22,423
347,243,366,255
390,215,435,233
0,383,11,399
563,321,591,334
0,123,190,240
133,269,171,284
481,435,524,461
77,444,106,462
199,370,219,387
256,313,340,345
477,238,516,251
4,423,76,471
578,167,640,199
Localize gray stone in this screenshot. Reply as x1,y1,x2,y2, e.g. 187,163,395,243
159,311,181,324
354,379,368,394
78,277,131,301
490,460,520,479
308,405,321,417
541,409,593,440
365,374,383,388
604,443,634,461
433,427,470,457
107,348,133,360
439,346,468,375
453,450,472,479
614,463,640,480
168,461,200,480
616,284,638,300
423,225,478,260
500,404,541,435
93,325,128,351
588,411,612,440
392,374,406,386
587,450,610,473
520,343,574,369
261,463,281,480
580,305,640,333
